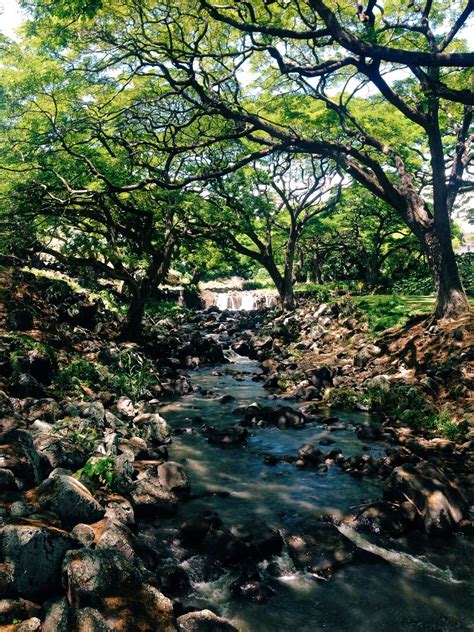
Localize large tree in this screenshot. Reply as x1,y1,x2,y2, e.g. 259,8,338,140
0,45,187,339
22,0,473,319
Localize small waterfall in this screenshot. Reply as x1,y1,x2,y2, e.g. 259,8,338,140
204,290,278,311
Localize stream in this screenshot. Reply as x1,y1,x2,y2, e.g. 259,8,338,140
155,355,474,632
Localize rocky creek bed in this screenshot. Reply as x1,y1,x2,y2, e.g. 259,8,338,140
0,270,473,631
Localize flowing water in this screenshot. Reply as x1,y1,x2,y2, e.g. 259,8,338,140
205,290,278,311
157,355,474,632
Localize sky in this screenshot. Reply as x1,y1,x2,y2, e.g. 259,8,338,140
0,0,26,39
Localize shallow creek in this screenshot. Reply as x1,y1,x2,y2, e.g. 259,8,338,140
156,356,474,632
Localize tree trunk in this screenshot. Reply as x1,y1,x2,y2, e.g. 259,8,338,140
120,293,146,340
423,225,470,319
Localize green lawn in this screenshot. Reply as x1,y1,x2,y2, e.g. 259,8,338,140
352,294,473,332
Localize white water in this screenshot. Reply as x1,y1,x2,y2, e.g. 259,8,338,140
337,524,464,584
210,291,278,311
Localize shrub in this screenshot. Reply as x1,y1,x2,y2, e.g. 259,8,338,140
54,358,104,394
108,350,158,400
324,387,364,409
367,383,432,428
426,410,469,441
77,456,116,488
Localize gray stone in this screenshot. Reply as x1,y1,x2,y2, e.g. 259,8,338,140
177,609,239,632
157,461,190,497
132,413,170,444
130,477,178,517
0,524,76,599
37,472,105,525
42,597,70,632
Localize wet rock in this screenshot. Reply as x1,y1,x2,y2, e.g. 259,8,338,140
0,523,77,599
356,501,408,535
296,444,323,467
37,471,105,526
177,609,239,632
286,522,360,580
132,413,171,445
130,477,178,518
179,517,211,543
230,569,275,603
356,422,382,440
228,522,283,562
157,461,190,497
384,462,468,534
207,425,247,447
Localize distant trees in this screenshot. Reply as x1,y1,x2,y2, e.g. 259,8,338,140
297,186,422,289
189,155,341,308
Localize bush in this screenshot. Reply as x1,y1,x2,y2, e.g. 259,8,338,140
77,456,116,489
108,350,158,399
324,387,364,409
54,358,104,394
367,383,432,427
426,410,469,441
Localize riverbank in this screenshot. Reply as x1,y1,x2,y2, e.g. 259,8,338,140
0,268,472,631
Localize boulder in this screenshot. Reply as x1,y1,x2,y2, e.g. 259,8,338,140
130,477,178,518
7,309,34,332
0,598,41,625
37,472,105,525
42,597,70,632
0,430,41,487
132,413,171,445
354,344,382,368
62,548,143,609
8,374,46,399
15,617,42,631
0,469,18,491
0,524,77,599
177,609,239,632
63,550,175,631
384,462,468,534
20,398,62,423
71,608,111,631
157,461,190,497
